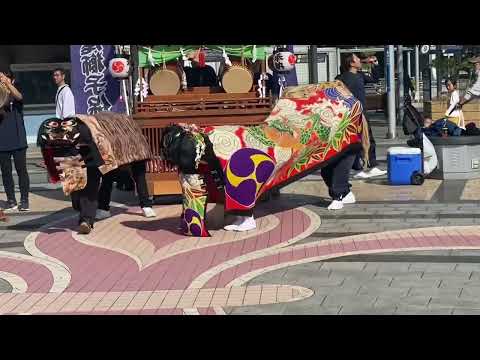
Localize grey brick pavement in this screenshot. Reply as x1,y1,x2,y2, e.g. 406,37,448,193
0,278,12,293
228,250,480,315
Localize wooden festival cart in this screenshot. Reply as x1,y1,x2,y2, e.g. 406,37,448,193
131,45,273,196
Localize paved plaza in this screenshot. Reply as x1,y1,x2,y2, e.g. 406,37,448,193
3,170,480,314
2,119,480,315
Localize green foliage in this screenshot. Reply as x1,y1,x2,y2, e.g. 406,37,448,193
431,56,473,79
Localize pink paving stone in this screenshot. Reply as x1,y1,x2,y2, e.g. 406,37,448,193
215,267,238,288
156,308,177,315
1,259,54,294
291,247,306,260
329,241,344,254
276,212,291,246
229,236,247,257
207,308,218,315
137,309,160,315
418,235,438,247
194,248,218,271
255,231,271,252
69,248,138,293
37,231,82,258
455,234,478,247
365,238,384,251
204,274,221,289
197,307,210,315
316,244,331,256
91,256,139,292
428,234,448,247
249,254,278,274
443,233,468,247
0,259,17,272
135,217,188,250
278,249,294,264
341,240,357,253
156,254,192,290
377,238,397,250
233,261,253,281
305,245,318,259
352,240,370,252
209,242,235,268
241,234,258,255
292,209,305,241
120,267,156,292
133,259,174,291
414,236,436,248
426,234,449,248
464,234,480,245
399,234,420,248
389,236,408,249
116,262,167,292
170,253,205,290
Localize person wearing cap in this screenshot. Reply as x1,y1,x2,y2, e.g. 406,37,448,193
457,56,480,107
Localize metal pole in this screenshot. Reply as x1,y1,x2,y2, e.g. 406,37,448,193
309,45,318,84
415,45,420,101
397,45,404,123
407,51,411,77
387,45,396,139
436,45,442,97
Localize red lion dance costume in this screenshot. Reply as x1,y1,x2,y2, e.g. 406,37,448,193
161,81,369,237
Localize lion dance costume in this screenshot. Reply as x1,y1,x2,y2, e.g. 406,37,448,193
162,81,369,237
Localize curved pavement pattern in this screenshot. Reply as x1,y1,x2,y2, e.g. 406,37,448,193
1,193,480,314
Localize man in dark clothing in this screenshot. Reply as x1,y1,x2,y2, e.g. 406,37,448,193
183,60,219,88
337,53,386,179
0,71,30,212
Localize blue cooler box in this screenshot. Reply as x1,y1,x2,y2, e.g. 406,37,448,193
387,147,422,185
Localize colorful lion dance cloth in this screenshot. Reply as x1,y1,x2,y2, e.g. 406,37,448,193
162,81,368,237
38,112,152,195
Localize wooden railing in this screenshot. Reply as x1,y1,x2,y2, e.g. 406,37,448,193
133,92,273,196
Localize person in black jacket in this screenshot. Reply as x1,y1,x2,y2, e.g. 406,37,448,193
337,53,387,178
0,71,30,212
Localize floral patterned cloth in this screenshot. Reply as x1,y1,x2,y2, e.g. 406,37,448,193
205,81,367,211
178,81,368,236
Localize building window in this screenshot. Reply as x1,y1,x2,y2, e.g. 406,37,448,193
10,63,71,112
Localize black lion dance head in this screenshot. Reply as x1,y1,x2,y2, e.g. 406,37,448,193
161,125,201,174
38,117,81,147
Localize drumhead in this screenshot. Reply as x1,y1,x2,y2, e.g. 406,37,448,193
149,69,181,96
221,65,253,93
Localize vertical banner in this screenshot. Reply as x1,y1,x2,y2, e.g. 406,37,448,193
70,45,125,115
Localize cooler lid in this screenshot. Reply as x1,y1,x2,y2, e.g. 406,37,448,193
387,147,421,155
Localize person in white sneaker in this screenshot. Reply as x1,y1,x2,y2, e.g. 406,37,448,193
96,160,156,220
223,210,256,232
320,150,358,211
337,53,386,179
